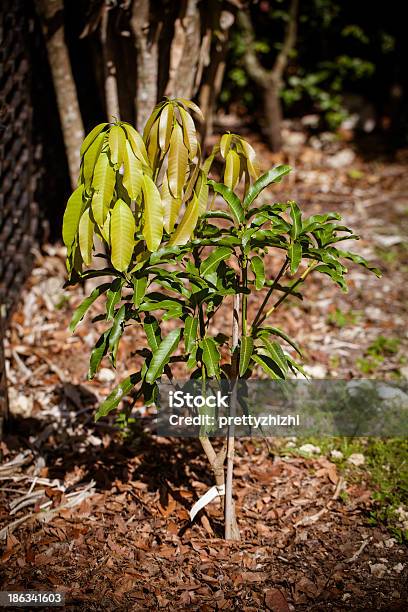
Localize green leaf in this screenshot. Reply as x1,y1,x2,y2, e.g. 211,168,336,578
239,335,254,377
199,337,221,379
108,304,126,365
109,125,126,166
95,372,142,420
314,264,348,292
168,194,199,246
132,276,148,308
208,180,244,225
88,330,110,379
289,241,302,274
200,247,232,277
80,123,108,158
111,199,136,272
63,185,85,252
123,140,143,200
145,328,181,383
252,353,285,379
144,315,162,351
256,326,302,356
335,249,382,277
78,208,94,266
69,283,110,332
106,278,123,320
203,211,234,222
260,338,288,375
243,165,292,209
184,315,198,353
289,201,302,239
250,256,265,289
177,98,204,121
142,174,164,251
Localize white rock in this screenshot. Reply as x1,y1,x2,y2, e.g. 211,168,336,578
331,450,344,460
384,538,396,548
370,563,387,578
393,563,404,574
97,367,116,383
377,385,408,403
303,364,327,379
347,453,365,466
8,388,33,418
327,148,356,168
299,443,321,455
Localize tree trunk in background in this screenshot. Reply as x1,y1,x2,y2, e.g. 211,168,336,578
238,0,298,152
34,0,84,188
199,8,234,143
101,4,120,121
131,0,160,132
262,79,283,152
165,0,201,99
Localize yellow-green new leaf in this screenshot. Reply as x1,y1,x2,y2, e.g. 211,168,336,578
220,133,233,159
161,174,181,234
224,149,240,190
123,140,143,200
239,138,260,179
91,191,108,228
91,151,115,225
196,172,209,216
167,121,188,198
63,184,85,252
177,98,204,122
179,106,198,159
158,103,174,152
80,122,108,158
147,118,160,169
168,194,199,246
78,208,94,266
110,199,136,272
100,212,111,245
81,132,105,187
122,122,149,167
142,175,164,251
109,125,126,166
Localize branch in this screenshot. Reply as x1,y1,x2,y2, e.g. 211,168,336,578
272,0,299,82
237,10,269,86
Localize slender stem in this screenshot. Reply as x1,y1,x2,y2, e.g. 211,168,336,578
242,258,248,336
259,261,318,324
251,257,288,331
225,274,241,540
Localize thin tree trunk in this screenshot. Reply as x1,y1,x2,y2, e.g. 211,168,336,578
262,79,283,152
131,0,160,132
224,293,240,540
35,0,84,188
100,5,120,121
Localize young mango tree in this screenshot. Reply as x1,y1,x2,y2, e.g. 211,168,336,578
63,98,380,539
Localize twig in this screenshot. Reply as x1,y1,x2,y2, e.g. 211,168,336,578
345,537,372,563
294,476,344,527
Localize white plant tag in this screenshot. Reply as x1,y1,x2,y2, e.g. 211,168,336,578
189,484,225,521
